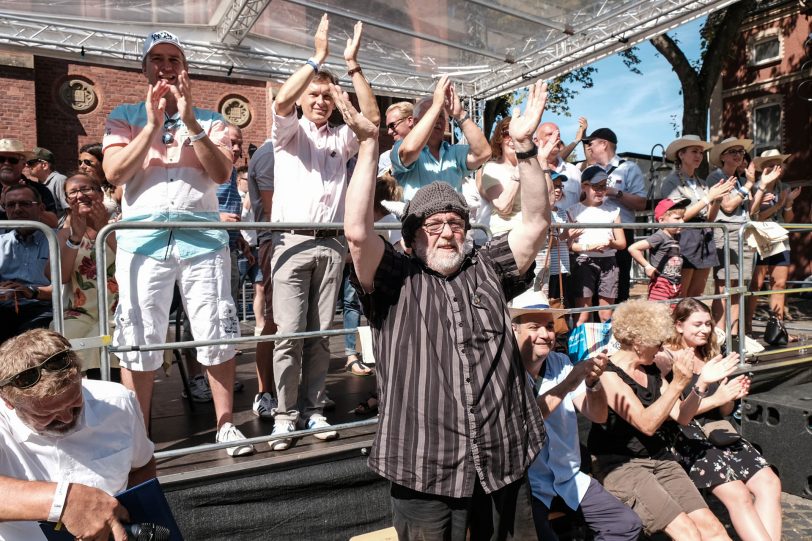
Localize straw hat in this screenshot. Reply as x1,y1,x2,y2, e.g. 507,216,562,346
709,137,753,167
508,289,566,320
665,135,713,161
0,138,35,160
752,149,790,171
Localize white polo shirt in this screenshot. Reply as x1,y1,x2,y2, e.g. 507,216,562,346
0,380,154,541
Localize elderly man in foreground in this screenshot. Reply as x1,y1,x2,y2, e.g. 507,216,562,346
337,79,553,540
0,329,155,541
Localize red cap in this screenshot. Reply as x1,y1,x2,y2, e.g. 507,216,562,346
654,198,690,221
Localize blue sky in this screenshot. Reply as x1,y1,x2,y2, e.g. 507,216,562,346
541,17,706,159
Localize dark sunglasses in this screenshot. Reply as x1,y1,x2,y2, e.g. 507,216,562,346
162,117,181,145
386,117,408,132
26,159,41,167
0,156,21,165
78,158,97,168
0,349,73,389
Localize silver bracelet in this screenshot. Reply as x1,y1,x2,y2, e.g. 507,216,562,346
455,111,470,125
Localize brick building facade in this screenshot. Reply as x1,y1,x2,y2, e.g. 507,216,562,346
709,0,812,278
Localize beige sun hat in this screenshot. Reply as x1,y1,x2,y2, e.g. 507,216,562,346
508,289,567,320
709,137,753,167
752,149,790,171
0,138,35,160
665,134,714,161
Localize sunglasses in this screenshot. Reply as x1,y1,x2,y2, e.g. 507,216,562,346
3,200,39,209
0,156,21,165
722,148,746,156
78,158,97,168
26,159,41,167
386,117,408,132
0,349,73,389
162,117,181,145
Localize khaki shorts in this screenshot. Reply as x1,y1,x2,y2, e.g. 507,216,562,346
596,456,707,535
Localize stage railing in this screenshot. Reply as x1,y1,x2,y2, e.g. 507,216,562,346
1,220,64,333
87,218,811,460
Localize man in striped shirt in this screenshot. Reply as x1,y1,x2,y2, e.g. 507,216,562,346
337,80,554,540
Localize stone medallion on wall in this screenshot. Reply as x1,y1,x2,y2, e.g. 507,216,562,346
57,77,98,113
220,95,251,128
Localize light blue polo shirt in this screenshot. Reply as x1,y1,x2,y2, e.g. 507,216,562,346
0,230,51,306
390,140,471,200
527,351,592,510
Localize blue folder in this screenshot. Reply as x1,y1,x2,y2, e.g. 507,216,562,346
39,477,183,540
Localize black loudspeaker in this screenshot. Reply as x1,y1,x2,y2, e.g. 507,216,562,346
741,382,812,499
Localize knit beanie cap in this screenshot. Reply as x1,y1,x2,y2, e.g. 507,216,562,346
401,181,470,247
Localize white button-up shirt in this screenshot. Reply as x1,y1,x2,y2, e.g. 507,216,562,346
270,103,359,223
0,380,154,541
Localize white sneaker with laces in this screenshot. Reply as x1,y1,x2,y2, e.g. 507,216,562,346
269,420,296,451
181,375,212,402
216,422,254,457
306,414,338,441
252,392,277,419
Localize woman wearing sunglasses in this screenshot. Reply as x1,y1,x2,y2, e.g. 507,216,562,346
51,172,119,378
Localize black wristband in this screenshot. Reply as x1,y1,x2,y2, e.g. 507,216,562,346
514,145,538,160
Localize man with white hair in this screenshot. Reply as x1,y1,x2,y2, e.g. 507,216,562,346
338,78,553,539
391,76,491,200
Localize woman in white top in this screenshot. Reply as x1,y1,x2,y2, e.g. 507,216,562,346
659,136,735,299
479,117,522,235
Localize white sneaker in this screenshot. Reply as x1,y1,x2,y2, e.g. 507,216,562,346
306,414,338,441
269,420,296,451
181,375,212,402
252,392,277,419
216,422,254,457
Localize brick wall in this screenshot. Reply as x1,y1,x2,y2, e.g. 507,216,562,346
0,63,36,150
29,56,274,173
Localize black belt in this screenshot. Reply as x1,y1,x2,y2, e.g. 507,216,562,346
285,229,342,238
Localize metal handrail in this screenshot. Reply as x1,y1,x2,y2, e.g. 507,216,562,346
1,221,63,333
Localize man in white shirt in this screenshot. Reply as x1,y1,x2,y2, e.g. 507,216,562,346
0,329,155,541
535,122,582,211
582,128,647,302
267,15,379,450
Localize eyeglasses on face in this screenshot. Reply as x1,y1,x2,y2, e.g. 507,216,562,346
0,156,21,165
26,160,41,167
0,349,73,389
78,158,98,168
3,200,39,209
422,219,466,235
722,148,746,156
66,186,101,199
162,117,181,145
589,183,608,191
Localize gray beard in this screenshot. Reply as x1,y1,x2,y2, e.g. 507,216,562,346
416,241,465,276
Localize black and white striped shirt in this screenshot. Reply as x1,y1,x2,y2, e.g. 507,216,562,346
354,234,546,498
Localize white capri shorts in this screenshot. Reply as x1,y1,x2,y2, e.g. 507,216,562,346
113,246,239,371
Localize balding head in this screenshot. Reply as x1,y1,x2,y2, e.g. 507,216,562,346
535,122,561,159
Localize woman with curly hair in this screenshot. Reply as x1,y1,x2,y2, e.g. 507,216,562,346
588,299,737,540
664,298,782,541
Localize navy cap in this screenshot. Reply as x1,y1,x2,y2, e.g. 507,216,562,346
582,127,618,145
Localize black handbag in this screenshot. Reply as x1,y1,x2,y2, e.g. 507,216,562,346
763,311,788,347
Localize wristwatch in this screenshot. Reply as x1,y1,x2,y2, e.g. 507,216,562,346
455,111,471,125
27,285,39,300
514,145,538,160
692,384,709,398
615,190,624,199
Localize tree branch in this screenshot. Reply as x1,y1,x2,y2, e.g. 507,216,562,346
697,0,756,101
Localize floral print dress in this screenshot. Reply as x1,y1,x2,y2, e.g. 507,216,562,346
671,377,769,489
62,234,118,370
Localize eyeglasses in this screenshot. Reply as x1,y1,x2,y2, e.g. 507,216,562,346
386,117,408,132
26,160,41,167
3,200,39,209
0,156,21,165
722,148,746,156
78,158,98,168
0,349,73,389
422,219,466,235
66,186,101,199
589,183,608,191
162,117,181,145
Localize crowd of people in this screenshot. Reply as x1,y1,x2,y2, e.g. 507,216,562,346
0,15,801,541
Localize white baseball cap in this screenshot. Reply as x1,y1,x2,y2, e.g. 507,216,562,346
142,30,186,65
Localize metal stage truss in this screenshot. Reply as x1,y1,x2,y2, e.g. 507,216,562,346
0,0,737,100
